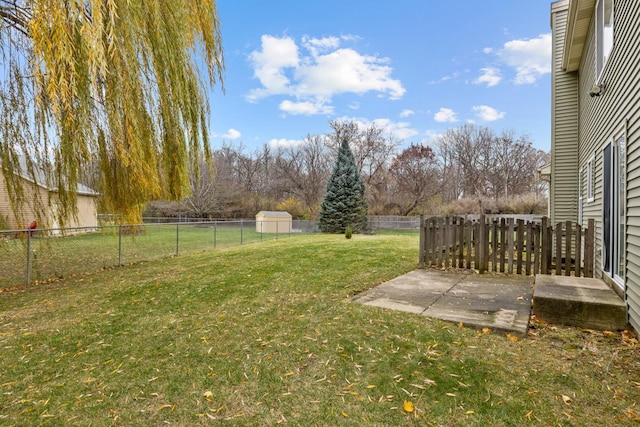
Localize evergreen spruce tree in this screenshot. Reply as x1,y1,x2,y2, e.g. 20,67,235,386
318,139,368,233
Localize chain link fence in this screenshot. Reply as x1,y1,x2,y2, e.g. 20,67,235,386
0,220,316,288
0,216,419,289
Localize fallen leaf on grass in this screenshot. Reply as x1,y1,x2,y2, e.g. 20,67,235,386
524,410,533,420
562,395,572,405
481,328,491,335
457,322,464,328
403,400,414,413
158,403,173,411
341,411,349,417
626,408,640,421
506,333,519,343
622,330,638,345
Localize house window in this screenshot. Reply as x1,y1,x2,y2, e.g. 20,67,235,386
586,155,595,202
596,0,614,79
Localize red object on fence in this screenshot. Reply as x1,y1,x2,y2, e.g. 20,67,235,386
29,220,37,230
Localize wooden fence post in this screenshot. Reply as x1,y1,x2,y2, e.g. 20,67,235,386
565,220,572,276
507,218,515,274
525,221,533,275
444,217,451,269
419,215,425,267
457,217,464,268
575,223,582,277
555,223,563,275
477,215,486,273
500,218,506,273
516,219,524,275
541,217,549,274
585,219,595,277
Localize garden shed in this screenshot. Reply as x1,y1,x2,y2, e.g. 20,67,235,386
255,211,292,234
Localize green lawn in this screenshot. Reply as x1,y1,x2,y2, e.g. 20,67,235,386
0,234,638,426
0,222,297,288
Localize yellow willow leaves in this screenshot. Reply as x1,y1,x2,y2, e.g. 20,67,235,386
158,403,175,412
0,0,224,225
403,400,414,413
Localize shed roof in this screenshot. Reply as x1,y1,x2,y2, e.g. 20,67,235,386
256,211,292,218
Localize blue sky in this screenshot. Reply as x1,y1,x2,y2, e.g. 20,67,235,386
208,1,553,152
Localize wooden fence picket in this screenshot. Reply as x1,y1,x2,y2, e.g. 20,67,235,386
419,215,594,277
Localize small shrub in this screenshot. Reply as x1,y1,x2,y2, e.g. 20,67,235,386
345,225,352,239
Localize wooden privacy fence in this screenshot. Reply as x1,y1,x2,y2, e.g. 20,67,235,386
419,216,594,277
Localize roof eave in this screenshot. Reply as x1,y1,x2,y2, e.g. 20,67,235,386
562,0,596,72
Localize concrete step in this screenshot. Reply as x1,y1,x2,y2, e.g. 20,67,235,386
533,274,628,330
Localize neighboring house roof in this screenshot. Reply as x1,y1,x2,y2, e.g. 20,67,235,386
537,163,551,177
538,163,551,179
13,157,98,196
256,211,292,217
560,0,597,72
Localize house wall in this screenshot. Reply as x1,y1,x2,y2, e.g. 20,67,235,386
0,173,52,229
551,1,580,225
73,194,98,229
0,171,97,231
571,0,640,331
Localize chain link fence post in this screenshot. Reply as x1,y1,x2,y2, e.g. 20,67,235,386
118,224,123,266
26,230,31,286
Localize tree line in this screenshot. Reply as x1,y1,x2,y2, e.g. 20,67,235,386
144,121,550,220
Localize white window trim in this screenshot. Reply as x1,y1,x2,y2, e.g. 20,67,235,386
578,167,583,225
586,155,595,203
596,0,614,80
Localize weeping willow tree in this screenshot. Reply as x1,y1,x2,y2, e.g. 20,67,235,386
0,0,224,225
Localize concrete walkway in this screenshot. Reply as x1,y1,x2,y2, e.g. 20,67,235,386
351,270,534,336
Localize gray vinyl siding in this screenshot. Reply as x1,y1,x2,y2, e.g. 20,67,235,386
551,4,579,226
572,0,640,331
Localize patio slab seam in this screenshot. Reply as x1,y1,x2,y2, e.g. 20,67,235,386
351,270,534,336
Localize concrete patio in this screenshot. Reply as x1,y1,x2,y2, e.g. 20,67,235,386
351,269,628,336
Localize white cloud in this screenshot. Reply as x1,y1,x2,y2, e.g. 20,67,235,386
295,48,405,99
301,35,341,57
497,33,551,84
473,67,502,87
400,109,414,118
268,138,305,149
247,35,299,101
434,108,458,123
422,130,444,144
279,99,333,115
472,105,505,121
222,128,241,139
213,128,242,139
428,71,460,85
247,34,405,114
